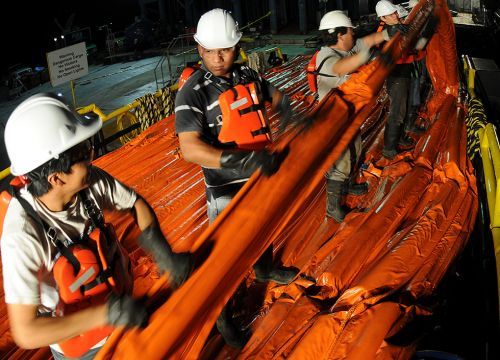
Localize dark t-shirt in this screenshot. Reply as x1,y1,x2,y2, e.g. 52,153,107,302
381,24,414,79
175,63,276,192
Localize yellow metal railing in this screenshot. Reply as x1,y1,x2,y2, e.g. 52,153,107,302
463,54,476,97
463,54,500,319
479,124,500,312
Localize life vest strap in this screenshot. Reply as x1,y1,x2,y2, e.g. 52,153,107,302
239,104,265,115
251,126,271,137
81,267,113,293
10,187,82,275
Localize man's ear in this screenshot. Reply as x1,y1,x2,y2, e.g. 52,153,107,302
47,172,65,187
197,45,203,59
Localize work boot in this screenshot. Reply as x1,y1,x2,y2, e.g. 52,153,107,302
255,268,299,285
383,118,402,160
254,247,298,285
398,134,415,150
346,182,369,196
216,306,248,349
382,148,398,159
407,122,427,134
326,179,347,222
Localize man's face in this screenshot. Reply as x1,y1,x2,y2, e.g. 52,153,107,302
62,140,94,193
342,28,355,51
381,11,400,25
198,45,237,77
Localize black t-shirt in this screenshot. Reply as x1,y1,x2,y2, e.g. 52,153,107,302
175,63,276,191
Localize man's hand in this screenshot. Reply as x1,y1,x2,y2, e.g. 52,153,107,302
107,294,148,328
220,148,288,176
138,226,193,287
366,47,394,66
383,24,410,40
276,94,295,133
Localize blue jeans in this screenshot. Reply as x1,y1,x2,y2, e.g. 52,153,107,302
207,192,234,224
51,346,101,360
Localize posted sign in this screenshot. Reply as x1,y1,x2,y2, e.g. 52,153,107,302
47,42,89,87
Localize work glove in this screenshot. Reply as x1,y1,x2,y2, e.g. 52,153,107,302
138,225,193,287
220,148,287,177
107,293,148,328
382,24,410,40
366,47,394,66
276,94,295,133
415,15,438,50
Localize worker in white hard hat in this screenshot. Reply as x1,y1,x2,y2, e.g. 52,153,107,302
0,93,192,359
175,8,299,348
313,10,401,222
375,0,418,159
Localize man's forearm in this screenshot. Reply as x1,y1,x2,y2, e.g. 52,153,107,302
8,303,107,349
133,197,156,231
178,131,223,168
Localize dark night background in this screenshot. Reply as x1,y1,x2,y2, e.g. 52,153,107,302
1,0,141,71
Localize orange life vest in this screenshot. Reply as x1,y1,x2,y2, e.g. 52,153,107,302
306,51,339,96
54,223,133,358
177,66,271,150
0,179,133,358
307,52,320,94
178,64,200,90
218,82,272,150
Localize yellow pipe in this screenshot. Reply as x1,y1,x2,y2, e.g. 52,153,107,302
480,124,500,320
0,167,11,181
485,124,500,185
480,127,496,222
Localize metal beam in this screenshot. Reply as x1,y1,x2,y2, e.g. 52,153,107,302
298,0,307,34
270,0,278,34
232,0,243,27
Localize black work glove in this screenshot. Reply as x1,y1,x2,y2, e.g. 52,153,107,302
276,94,295,133
107,293,148,328
367,47,394,66
422,15,438,39
386,24,410,37
138,225,193,287
220,148,287,176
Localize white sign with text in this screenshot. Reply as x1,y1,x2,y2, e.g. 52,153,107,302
47,42,89,87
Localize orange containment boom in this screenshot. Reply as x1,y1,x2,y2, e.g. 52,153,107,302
0,1,475,359
90,1,476,359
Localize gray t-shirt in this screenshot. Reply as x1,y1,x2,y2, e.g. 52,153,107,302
316,39,368,101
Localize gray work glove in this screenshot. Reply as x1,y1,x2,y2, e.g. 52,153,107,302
138,225,192,287
107,293,148,328
382,24,410,40
220,148,287,177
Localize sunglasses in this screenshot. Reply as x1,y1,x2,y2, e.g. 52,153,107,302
69,140,94,164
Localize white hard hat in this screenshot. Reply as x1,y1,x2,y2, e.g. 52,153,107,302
193,8,242,49
4,93,102,175
397,5,409,18
319,11,353,33
409,0,419,8
376,0,399,17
